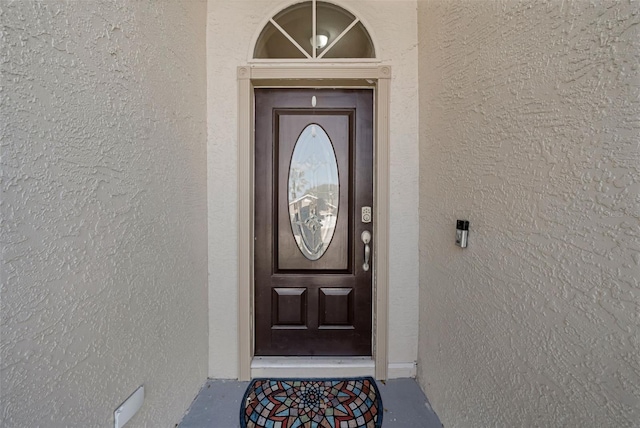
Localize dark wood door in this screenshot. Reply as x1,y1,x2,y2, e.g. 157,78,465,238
255,88,373,356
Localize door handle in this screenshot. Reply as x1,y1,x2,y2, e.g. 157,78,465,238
361,231,372,272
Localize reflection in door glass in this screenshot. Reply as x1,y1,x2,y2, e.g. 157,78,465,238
288,124,339,260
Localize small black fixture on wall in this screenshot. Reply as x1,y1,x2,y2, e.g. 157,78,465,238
456,220,469,248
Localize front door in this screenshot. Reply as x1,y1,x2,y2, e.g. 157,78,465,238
254,88,373,356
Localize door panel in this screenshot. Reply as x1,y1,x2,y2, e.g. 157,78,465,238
255,89,373,356
277,113,350,271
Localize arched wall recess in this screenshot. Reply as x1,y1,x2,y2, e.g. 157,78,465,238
252,1,376,60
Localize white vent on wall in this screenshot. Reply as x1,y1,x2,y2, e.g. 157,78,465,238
114,385,144,428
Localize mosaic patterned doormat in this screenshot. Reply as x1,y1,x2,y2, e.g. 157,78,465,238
240,377,383,428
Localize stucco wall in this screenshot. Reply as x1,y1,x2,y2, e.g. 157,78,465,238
417,1,640,426
207,0,419,377
1,1,208,426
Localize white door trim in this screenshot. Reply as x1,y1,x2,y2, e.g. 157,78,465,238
237,65,391,380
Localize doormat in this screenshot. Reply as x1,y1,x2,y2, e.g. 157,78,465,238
240,377,383,428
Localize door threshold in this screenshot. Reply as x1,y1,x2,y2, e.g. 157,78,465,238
251,356,375,378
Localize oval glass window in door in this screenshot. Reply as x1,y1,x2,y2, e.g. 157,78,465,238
288,124,339,260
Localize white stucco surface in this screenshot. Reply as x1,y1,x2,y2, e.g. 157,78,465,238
417,1,640,426
1,1,209,426
207,0,419,377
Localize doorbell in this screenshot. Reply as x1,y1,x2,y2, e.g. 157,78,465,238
456,220,469,248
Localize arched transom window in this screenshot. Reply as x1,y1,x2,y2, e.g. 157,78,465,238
254,1,375,59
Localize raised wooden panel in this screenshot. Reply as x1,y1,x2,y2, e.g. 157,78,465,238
319,288,353,328
272,288,307,327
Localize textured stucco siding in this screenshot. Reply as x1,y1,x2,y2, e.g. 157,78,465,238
1,1,208,426
207,0,420,378
417,1,640,427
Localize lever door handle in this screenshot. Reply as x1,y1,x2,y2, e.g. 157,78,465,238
361,231,372,272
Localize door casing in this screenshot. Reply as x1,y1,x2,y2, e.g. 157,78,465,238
237,65,391,380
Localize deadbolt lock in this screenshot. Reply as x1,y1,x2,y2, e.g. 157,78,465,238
361,206,372,223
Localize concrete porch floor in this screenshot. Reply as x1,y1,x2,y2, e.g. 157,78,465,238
179,378,442,427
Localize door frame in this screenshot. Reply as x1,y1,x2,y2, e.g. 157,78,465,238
237,65,391,380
